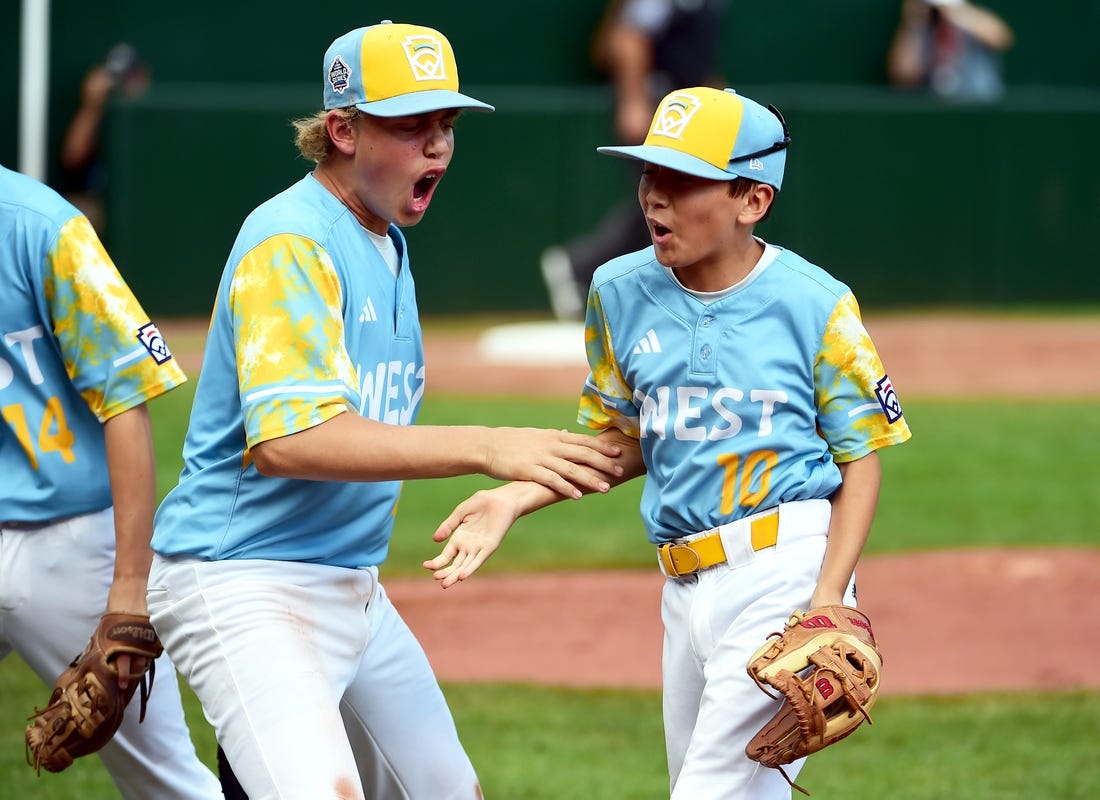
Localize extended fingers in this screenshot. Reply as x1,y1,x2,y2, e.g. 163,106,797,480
434,548,490,589
560,430,622,458
423,545,476,589
532,466,587,499
423,540,458,571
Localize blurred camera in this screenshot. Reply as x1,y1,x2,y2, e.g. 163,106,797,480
104,43,142,86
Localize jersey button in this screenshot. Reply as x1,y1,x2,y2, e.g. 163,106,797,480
701,344,712,359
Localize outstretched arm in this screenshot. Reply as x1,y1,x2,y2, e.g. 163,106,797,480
251,412,625,499
424,428,644,588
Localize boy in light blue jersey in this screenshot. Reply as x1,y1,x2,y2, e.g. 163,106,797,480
0,165,222,798
426,87,912,798
147,20,621,800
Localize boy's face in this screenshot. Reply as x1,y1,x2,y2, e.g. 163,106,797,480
637,164,746,271
348,109,460,233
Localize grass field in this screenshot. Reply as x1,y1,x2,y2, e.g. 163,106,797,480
2,383,1098,798
149,386,1100,573
3,663,1099,799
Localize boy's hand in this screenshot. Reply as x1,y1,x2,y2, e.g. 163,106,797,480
423,488,526,589
482,427,622,499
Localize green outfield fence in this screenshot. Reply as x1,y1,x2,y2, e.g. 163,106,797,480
6,1,1100,314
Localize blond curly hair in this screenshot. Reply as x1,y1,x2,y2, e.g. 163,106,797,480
292,107,361,164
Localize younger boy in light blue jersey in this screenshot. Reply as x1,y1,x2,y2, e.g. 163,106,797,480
426,87,912,798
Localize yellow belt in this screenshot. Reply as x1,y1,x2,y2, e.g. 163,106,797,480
657,512,780,578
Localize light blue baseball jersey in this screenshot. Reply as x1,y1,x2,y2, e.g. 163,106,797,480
580,245,911,544
151,173,424,568
0,165,186,523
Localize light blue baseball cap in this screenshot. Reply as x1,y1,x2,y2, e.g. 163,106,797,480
598,88,789,190
323,21,494,117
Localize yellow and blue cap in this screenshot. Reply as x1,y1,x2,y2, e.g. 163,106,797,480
598,87,789,190
323,21,494,117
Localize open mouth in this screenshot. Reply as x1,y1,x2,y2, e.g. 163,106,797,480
650,219,672,242
411,171,442,211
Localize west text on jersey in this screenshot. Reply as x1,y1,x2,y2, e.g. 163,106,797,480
357,359,425,425
635,386,789,440
0,326,48,389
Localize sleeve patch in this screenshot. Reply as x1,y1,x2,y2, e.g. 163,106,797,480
137,322,173,365
875,374,903,423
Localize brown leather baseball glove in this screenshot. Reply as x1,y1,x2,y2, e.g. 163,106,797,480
745,605,882,796
25,612,163,774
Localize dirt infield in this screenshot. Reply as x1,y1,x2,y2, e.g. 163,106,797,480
419,313,1100,399
161,313,1100,695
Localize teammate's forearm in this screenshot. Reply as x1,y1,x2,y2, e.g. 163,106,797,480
102,405,157,612
812,452,881,607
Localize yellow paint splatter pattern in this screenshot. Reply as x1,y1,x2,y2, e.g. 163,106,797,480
578,291,640,438
231,234,358,444
816,291,910,460
46,215,184,420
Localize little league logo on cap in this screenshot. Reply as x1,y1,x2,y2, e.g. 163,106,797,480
598,87,789,189
403,34,447,82
651,93,703,140
323,20,493,117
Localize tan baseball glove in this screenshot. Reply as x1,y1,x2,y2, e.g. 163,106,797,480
25,612,163,774
745,605,882,796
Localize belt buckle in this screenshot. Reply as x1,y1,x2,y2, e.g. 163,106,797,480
658,542,701,578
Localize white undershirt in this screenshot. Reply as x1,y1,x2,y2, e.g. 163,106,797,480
364,227,399,278
665,239,779,303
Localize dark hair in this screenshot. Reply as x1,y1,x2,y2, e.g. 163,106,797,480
729,177,776,223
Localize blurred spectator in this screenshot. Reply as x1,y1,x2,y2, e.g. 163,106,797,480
540,0,728,320
58,43,150,234
887,0,1014,103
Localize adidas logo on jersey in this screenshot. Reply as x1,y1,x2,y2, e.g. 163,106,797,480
633,329,662,354
359,298,378,323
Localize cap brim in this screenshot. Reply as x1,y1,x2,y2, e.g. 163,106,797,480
355,89,494,117
597,144,734,181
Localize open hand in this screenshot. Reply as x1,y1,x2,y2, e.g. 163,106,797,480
423,489,522,588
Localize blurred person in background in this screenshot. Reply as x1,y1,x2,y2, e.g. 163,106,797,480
887,0,1015,102
58,43,151,235
540,0,728,320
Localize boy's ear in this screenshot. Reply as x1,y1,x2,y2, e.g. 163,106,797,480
740,183,775,225
325,110,358,157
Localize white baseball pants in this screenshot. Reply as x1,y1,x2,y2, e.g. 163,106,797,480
0,510,224,799
148,555,481,800
661,499,857,799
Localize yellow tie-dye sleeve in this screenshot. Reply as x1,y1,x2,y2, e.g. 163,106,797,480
578,289,640,438
815,291,911,461
46,215,186,420
231,234,359,446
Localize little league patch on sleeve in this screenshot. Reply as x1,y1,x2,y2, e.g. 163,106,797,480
875,374,903,423
137,322,173,364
